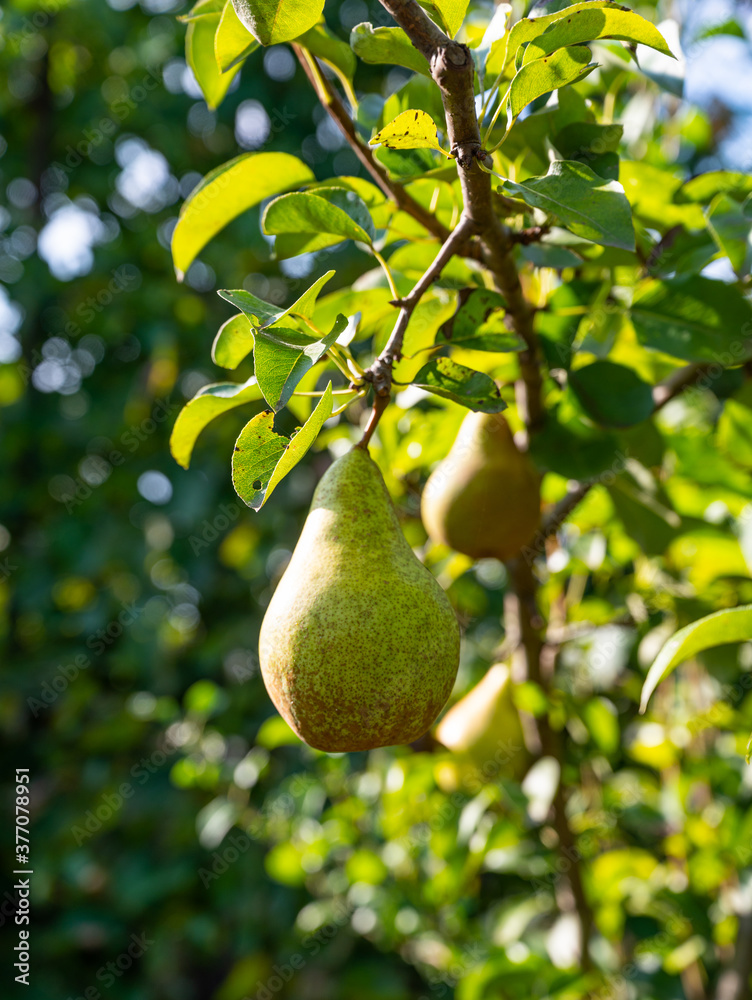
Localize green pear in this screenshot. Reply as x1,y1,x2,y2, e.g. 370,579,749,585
435,663,530,786
421,411,540,562
259,447,461,752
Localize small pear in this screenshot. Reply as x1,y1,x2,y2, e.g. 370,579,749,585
435,663,529,785
259,447,460,752
421,411,540,562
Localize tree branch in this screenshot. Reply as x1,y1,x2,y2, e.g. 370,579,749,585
292,44,454,246
366,213,475,392
371,0,545,435
541,482,593,536
375,0,588,964
506,556,594,968
540,360,717,537
359,215,475,443
652,361,708,410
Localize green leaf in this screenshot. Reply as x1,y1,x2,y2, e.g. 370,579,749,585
350,23,431,77
551,122,623,178
583,697,620,754
678,170,752,205
172,152,314,278
298,22,356,80
179,0,225,21
232,384,333,509
508,45,598,121
374,145,437,181
489,1,631,77
212,313,255,369
215,0,258,72
568,361,654,428
218,269,336,337
706,194,752,277
170,378,263,469
410,358,507,413
630,276,752,363
522,5,674,64
718,399,752,467
369,110,453,158
418,0,469,38
438,289,525,352
535,282,593,369
640,605,752,712
217,289,283,329
262,189,375,259
529,402,621,480
502,160,635,251
186,13,240,109
231,0,322,45
254,316,346,412
607,477,681,556
697,18,745,40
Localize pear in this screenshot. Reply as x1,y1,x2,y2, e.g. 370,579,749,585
259,447,461,752
421,411,540,562
435,663,530,788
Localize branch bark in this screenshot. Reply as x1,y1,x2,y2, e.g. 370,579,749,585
292,44,454,245
365,214,475,398
374,0,590,965
372,0,544,434
541,359,717,536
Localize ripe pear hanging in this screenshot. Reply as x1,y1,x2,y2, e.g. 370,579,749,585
435,663,530,787
421,411,540,562
259,447,461,752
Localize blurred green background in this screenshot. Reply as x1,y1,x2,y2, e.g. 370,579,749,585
4,1,752,998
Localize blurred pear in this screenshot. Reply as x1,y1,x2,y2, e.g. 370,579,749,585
421,411,540,562
434,663,530,789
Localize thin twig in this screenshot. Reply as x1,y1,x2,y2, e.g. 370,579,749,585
541,483,594,536
652,361,708,410
292,43,453,246
364,214,475,399
539,360,715,536
511,224,551,245
357,391,390,450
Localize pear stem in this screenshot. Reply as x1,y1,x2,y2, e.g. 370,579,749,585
357,390,390,450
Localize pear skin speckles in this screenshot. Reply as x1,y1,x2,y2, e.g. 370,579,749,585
258,448,460,752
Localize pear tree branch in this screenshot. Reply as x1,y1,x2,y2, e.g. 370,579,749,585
540,359,718,538
363,214,475,400
370,0,592,965
292,44,454,246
